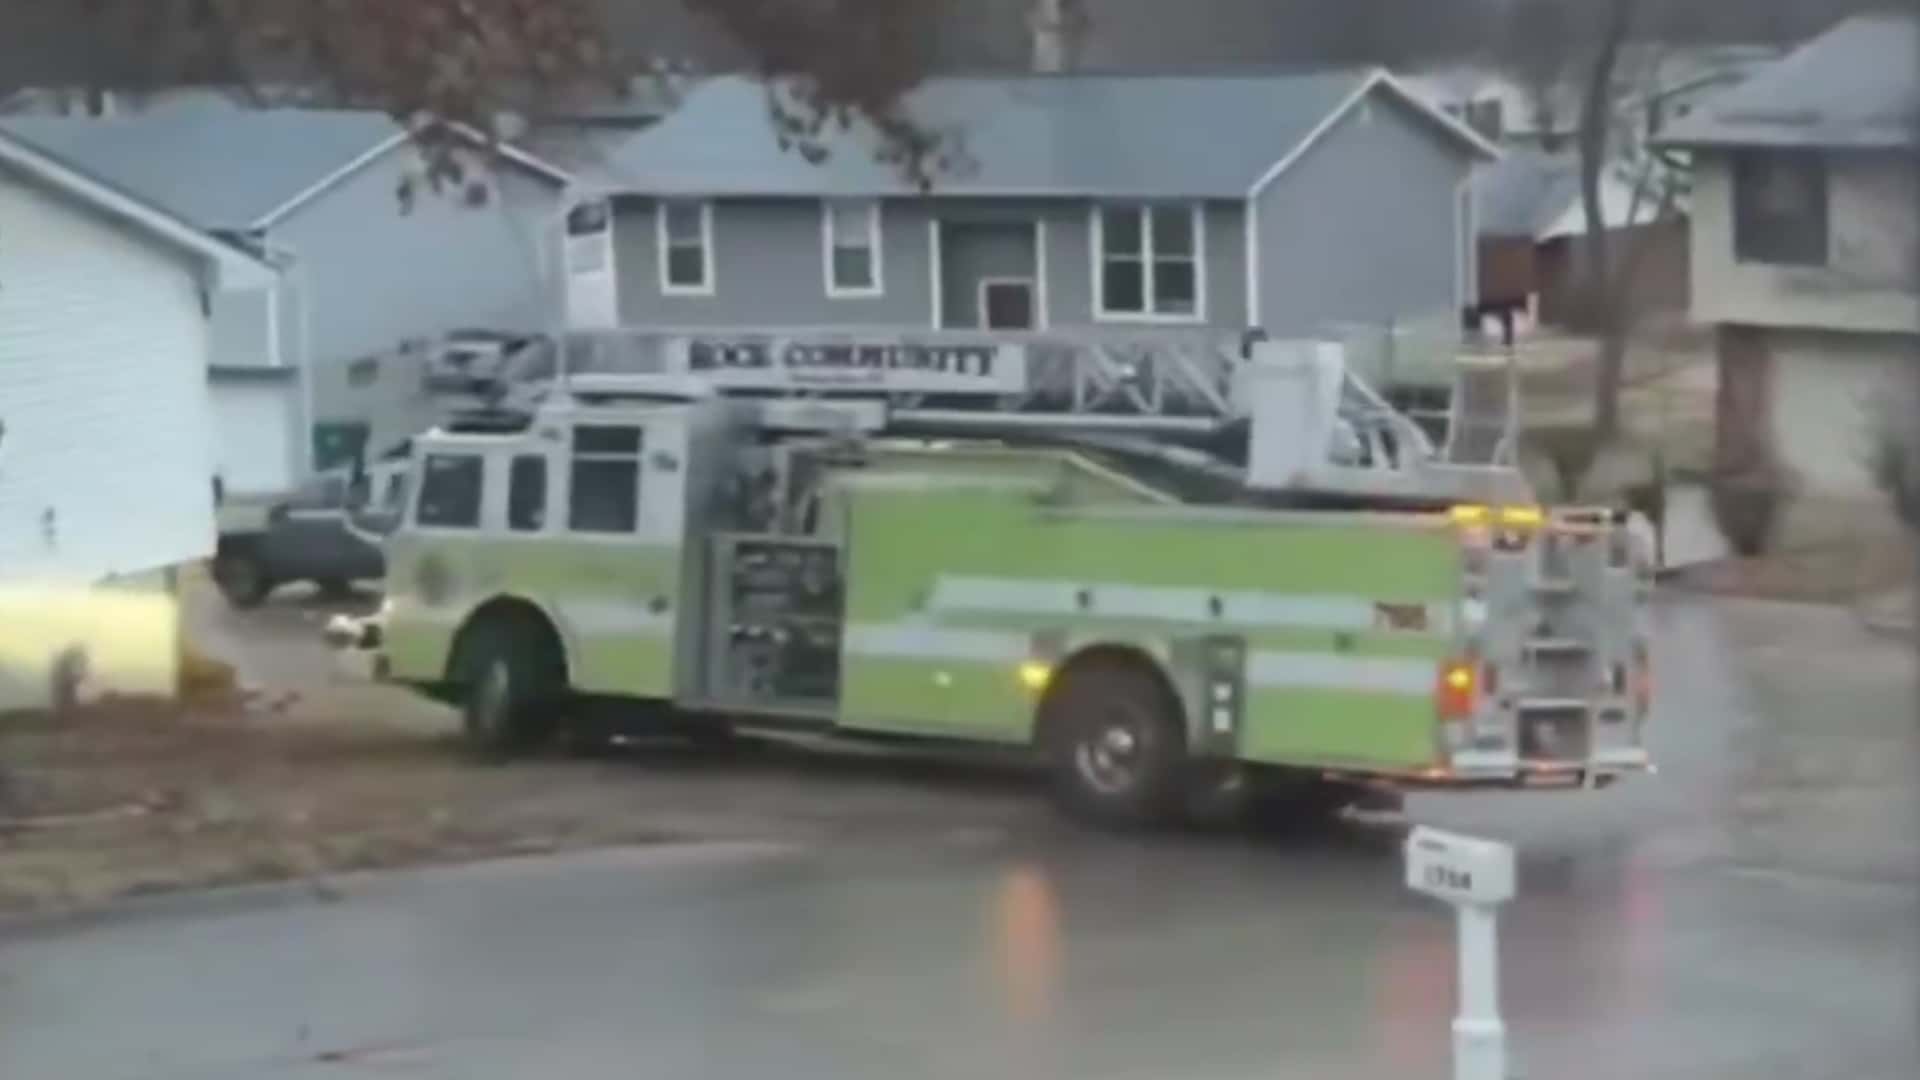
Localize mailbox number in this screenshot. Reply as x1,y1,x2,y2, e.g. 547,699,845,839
1424,865,1473,892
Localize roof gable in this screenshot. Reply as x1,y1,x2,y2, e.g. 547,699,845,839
0,92,568,231
1654,13,1920,151
578,68,1494,200
0,127,274,288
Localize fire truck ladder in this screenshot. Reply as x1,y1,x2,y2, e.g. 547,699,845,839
541,327,1532,507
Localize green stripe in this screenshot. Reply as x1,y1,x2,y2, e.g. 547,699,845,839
932,611,1451,659
1240,688,1437,769
838,657,1034,742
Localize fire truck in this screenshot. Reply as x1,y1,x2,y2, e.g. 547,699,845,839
326,329,1655,827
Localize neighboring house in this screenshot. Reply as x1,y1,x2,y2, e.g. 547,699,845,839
1407,44,1781,150
1471,146,1687,337
561,69,1497,351
1653,12,1920,503
0,93,572,472
0,127,275,709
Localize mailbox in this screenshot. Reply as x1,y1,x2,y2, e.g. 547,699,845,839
1404,825,1515,907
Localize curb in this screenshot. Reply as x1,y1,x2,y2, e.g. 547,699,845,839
1856,605,1916,642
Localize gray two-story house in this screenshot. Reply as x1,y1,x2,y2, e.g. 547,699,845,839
560,69,1497,349
1655,12,1920,504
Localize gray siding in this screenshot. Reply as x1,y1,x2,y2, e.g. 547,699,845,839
1254,87,1471,337
265,147,565,429
615,196,935,327
611,195,1248,331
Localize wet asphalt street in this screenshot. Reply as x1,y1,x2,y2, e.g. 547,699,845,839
2,596,1916,1080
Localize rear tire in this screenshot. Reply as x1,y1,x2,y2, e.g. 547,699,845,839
212,551,272,610
457,618,565,758
1042,660,1188,829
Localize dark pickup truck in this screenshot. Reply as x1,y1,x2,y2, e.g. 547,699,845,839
211,463,408,609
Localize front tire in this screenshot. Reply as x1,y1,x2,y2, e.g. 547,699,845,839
1042,660,1188,829
458,620,564,758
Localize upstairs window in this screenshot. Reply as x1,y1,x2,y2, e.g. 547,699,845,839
568,425,642,534
416,454,483,529
1095,204,1202,320
1733,151,1828,267
823,199,883,296
658,199,714,294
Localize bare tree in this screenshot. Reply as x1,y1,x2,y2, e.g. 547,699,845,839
1576,0,1643,441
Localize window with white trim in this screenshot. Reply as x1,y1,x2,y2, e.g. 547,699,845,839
823,199,882,296
568,425,643,534
658,199,713,294
1095,204,1201,319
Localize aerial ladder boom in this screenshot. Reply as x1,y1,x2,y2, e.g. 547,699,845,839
533,327,1534,510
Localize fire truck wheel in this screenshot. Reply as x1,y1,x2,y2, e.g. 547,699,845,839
1043,659,1188,829
458,619,563,758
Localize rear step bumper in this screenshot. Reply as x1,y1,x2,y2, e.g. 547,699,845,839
1330,750,1655,792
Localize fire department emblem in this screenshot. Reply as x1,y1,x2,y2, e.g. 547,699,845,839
417,554,454,606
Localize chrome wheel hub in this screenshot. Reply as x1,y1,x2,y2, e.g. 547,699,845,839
1075,711,1145,794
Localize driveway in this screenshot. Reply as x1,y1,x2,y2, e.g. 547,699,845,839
2,597,1915,1079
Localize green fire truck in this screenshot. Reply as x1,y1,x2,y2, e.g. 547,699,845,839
327,329,1654,827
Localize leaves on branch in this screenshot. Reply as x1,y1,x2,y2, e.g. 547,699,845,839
5,0,955,195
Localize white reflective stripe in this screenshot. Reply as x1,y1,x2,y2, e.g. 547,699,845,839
929,578,1081,616
928,575,1450,634
843,624,1028,663
393,598,675,638
843,622,1435,695
1246,651,1435,695
552,601,675,638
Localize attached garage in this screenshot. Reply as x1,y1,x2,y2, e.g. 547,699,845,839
1769,331,1917,499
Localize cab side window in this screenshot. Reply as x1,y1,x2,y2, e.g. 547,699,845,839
416,453,483,528
568,425,642,534
508,455,549,533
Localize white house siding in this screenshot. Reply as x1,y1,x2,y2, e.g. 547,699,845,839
1690,155,1920,335
0,170,217,582
1766,329,1918,500
0,168,217,708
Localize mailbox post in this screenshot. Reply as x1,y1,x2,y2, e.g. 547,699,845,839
1404,825,1517,1080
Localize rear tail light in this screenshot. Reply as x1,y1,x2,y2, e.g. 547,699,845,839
1437,659,1477,720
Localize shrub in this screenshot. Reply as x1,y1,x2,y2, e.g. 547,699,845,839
1709,462,1787,557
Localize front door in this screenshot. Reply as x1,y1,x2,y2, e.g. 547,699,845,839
980,279,1036,330
939,220,1039,330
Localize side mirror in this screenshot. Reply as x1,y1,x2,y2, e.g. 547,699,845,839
346,506,401,541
